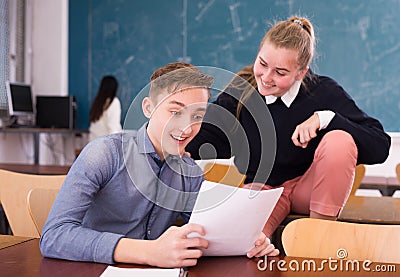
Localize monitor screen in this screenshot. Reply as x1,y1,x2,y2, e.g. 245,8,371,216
36,96,75,129
6,81,34,116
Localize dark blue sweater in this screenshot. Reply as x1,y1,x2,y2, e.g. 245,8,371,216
187,72,391,186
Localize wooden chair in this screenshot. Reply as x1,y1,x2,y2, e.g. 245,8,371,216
282,218,400,263
203,162,246,188
274,164,366,253
27,188,60,236
350,164,365,195
0,169,66,238
396,163,400,183
75,148,83,159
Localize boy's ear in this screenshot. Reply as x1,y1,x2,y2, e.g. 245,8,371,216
142,97,154,118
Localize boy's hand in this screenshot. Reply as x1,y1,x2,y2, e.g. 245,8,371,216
246,233,279,258
149,223,208,268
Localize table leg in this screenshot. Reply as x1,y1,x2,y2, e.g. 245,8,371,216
34,132,40,164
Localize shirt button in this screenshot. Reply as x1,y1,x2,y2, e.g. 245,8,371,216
147,230,151,236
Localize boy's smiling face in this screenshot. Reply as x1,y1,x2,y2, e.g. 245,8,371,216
143,87,209,160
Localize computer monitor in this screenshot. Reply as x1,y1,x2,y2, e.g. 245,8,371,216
36,96,76,129
6,81,35,117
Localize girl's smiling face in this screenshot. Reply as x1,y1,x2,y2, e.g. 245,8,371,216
253,41,307,97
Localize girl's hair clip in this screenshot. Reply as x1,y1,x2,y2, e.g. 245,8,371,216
293,19,303,27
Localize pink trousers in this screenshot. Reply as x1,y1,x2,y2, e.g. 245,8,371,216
262,130,358,238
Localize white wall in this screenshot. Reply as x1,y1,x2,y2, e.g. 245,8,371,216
365,132,400,178
30,0,68,96
31,0,73,165
0,0,76,165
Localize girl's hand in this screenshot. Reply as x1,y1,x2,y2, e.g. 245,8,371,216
247,233,279,258
291,113,320,148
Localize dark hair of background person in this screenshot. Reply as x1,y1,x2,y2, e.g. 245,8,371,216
89,75,119,123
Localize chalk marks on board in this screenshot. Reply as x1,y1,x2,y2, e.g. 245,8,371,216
195,0,215,22
124,55,134,65
229,3,244,41
178,0,191,63
357,16,370,41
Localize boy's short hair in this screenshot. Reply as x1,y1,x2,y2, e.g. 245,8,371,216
149,62,214,100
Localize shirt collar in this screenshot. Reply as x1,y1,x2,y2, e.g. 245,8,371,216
264,80,301,107
136,122,184,164
137,123,156,155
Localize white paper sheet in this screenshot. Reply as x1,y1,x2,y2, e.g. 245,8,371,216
100,266,180,277
188,181,283,256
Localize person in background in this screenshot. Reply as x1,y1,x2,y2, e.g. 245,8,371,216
40,62,279,267
187,16,391,238
89,75,122,141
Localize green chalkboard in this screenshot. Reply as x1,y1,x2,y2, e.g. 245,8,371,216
69,0,399,131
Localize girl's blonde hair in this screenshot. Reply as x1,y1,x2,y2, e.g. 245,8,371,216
261,16,315,70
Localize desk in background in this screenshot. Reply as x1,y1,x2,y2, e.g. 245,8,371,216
360,176,400,196
339,195,400,224
0,163,70,175
0,238,398,277
0,127,87,164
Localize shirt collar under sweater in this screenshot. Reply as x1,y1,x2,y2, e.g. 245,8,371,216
264,80,302,107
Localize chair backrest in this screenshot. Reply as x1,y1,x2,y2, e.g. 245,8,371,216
350,164,365,195
0,169,66,238
203,162,245,188
396,163,400,183
27,188,60,236
282,218,400,263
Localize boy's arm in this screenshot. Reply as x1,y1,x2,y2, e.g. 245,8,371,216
40,137,125,264
113,224,208,267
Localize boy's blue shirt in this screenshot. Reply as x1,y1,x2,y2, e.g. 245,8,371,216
40,123,204,264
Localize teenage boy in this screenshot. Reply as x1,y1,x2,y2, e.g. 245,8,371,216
40,62,278,267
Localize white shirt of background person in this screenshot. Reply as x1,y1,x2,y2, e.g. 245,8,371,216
89,97,122,141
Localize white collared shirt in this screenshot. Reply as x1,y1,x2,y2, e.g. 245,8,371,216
265,80,301,107
264,81,335,130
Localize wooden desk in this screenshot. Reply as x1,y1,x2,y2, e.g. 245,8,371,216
0,238,398,276
360,176,400,196
339,195,400,224
0,127,87,164
0,163,70,175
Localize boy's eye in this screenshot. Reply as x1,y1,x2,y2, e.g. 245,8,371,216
276,71,285,76
193,114,204,121
171,111,181,116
